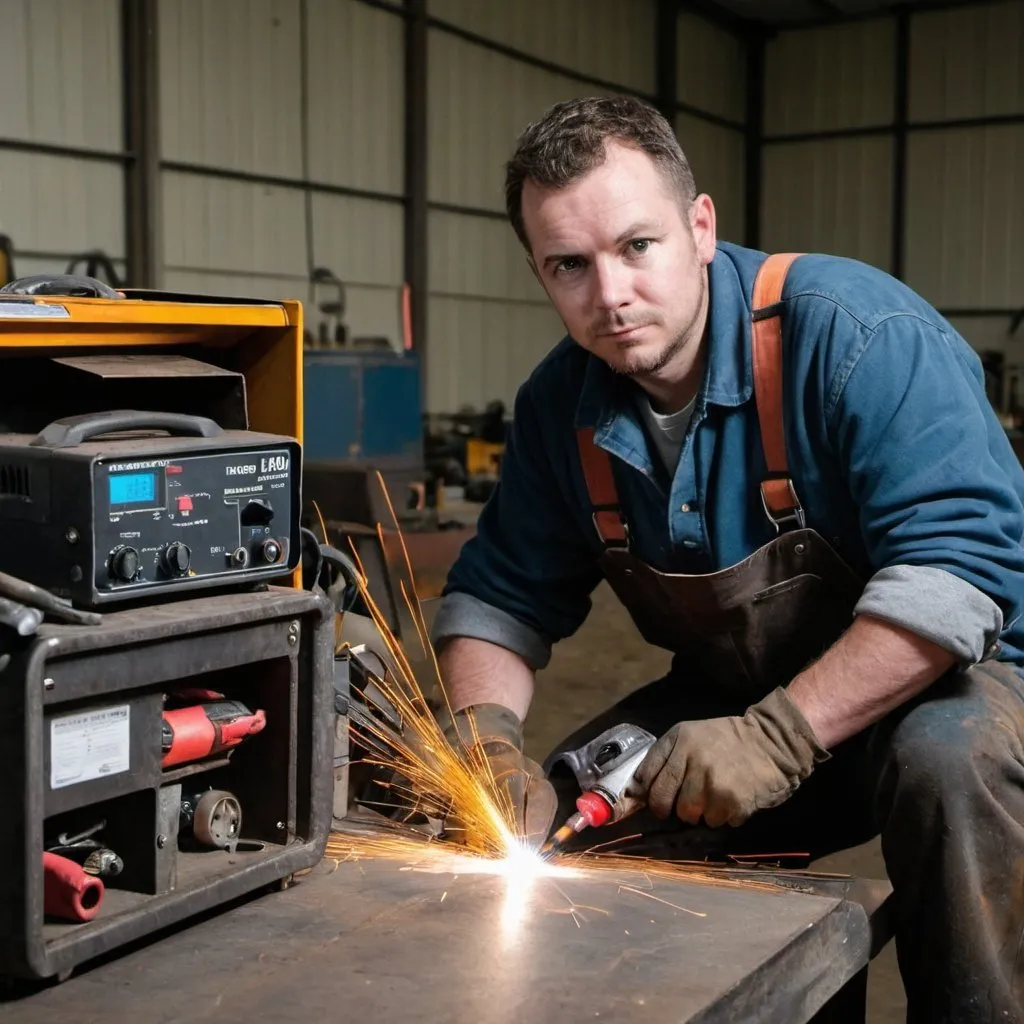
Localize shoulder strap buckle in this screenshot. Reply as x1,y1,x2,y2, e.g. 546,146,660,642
591,507,630,548
759,476,806,534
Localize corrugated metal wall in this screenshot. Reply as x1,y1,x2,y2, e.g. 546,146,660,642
0,0,125,282
677,12,746,124
428,0,655,94
760,0,1024,379
427,30,620,214
763,19,895,135
905,126,1024,310
675,12,747,245
675,112,746,244
761,136,894,272
760,17,895,270
425,0,748,413
909,1,1024,122
158,0,406,346
905,1,1024,366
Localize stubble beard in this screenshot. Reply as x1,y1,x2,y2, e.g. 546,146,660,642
609,272,707,379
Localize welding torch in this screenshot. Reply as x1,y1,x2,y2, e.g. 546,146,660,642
541,723,656,858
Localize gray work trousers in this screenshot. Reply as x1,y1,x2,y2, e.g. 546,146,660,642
543,662,1024,1024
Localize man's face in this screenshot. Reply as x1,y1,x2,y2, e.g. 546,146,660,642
522,141,716,381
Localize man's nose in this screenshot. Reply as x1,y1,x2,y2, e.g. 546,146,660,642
593,257,634,311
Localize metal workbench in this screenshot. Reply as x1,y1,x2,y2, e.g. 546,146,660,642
2,854,892,1023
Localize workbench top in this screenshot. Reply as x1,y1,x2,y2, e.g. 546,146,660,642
2,853,891,1024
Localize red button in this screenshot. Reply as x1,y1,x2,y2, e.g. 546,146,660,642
177,496,193,512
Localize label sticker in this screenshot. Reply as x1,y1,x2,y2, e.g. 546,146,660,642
0,301,70,318
50,705,131,789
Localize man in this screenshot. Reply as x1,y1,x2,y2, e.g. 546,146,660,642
430,95,1024,1023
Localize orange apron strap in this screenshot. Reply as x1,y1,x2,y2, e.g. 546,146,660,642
575,427,629,547
751,252,806,532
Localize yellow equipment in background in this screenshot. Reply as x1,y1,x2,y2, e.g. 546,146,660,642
465,437,504,479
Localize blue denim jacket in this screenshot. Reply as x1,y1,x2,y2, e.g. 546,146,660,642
433,242,1024,675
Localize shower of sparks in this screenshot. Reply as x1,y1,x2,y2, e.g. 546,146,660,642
323,479,532,862
320,477,790,931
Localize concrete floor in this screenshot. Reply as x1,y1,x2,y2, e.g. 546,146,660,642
520,581,907,1024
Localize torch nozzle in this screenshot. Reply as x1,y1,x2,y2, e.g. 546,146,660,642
539,811,587,859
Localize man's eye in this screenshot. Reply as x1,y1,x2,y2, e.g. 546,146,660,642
555,257,583,274
629,239,651,254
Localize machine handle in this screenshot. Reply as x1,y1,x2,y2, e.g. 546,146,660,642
31,410,224,449
0,273,122,300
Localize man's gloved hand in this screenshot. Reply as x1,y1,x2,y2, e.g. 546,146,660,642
436,703,557,849
630,687,830,829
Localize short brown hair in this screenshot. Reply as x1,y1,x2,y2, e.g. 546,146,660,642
504,96,698,252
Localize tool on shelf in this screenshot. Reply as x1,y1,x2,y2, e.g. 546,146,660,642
179,786,245,852
42,852,105,923
47,821,124,879
161,692,267,769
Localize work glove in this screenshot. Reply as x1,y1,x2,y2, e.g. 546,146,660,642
630,687,829,829
436,702,557,850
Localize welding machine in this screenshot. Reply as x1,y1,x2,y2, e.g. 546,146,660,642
0,409,301,607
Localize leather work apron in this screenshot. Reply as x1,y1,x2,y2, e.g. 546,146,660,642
577,253,864,701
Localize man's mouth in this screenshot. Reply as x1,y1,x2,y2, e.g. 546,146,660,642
598,325,648,342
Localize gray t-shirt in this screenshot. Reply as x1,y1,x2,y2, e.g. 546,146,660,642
636,394,697,477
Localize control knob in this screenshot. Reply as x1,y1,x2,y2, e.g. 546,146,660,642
261,538,282,564
110,546,140,583
164,541,192,577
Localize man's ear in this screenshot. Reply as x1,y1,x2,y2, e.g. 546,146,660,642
689,193,717,267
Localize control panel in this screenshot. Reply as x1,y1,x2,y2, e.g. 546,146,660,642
0,412,302,608
94,447,297,594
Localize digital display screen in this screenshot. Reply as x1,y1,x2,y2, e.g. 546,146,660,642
109,472,157,506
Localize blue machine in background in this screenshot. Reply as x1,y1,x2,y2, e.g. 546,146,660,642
302,348,425,528
303,348,422,465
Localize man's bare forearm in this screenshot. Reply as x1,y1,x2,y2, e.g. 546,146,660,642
437,637,536,721
786,613,957,749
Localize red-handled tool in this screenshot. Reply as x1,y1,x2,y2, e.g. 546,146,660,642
541,723,656,857
43,851,105,922
161,699,266,768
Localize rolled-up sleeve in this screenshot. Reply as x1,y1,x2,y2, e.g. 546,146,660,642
430,379,603,670
828,314,1024,665
430,591,553,670
854,564,1003,664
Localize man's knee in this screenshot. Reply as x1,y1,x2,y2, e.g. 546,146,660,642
880,664,1024,809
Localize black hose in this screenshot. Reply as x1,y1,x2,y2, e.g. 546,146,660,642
299,527,365,613
0,596,43,636
0,571,102,625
